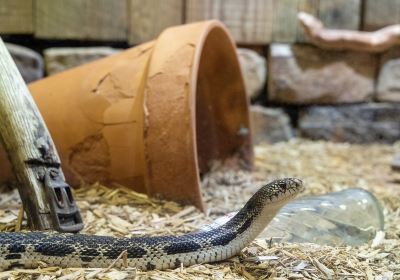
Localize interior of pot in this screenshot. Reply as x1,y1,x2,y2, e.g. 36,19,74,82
195,26,253,175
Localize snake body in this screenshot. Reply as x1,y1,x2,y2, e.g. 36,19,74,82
0,178,303,270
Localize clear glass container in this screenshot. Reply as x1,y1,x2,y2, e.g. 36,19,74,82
260,188,384,246
204,188,384,246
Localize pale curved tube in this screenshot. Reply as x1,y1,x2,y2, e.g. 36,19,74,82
298,11,400,53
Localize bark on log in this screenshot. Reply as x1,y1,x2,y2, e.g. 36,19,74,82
0,37,78,231
298,12,400,53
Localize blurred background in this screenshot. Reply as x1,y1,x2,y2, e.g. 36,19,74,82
1,0,399,145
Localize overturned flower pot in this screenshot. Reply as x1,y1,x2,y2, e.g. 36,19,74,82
0,21,252,210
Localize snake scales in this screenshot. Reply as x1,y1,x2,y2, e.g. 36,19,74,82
0,178,303,271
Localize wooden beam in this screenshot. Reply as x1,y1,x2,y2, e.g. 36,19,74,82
319,0,361,30
272,0,298,43
297,0,319,42
185,0,273,44
363,0,400,31
35,0,128,41
0,0,33,34
129,0,184,44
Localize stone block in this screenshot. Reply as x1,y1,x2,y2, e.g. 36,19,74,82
251,105,294,144
391,154,400,172
376,47,400,102
268,44,377,104
44,47,121,75
237,48,267,99
5,43,44,83
299,103,400,143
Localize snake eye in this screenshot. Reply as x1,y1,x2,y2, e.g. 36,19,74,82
278,181,287,188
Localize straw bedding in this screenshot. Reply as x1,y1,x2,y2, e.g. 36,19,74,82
0,139,399,279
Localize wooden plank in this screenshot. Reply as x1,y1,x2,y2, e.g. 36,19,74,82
185,0,212,22
319,0,361,30
35,0,128,40
272,0,298,43
363,0,400,31
129,0,184,44
0,0,33,34
185,0,273,44
296,0,319,42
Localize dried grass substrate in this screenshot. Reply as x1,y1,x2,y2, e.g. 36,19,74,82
0,139,399,279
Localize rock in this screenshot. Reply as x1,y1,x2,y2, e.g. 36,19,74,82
251,105,294,144
44,47,121,75
237,48,266,99
391,154,400,172
5,43,44,83
299,103,400,143
268,44,377,104
376,47,400,102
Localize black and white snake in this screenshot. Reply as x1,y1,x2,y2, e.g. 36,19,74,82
0,178,303,270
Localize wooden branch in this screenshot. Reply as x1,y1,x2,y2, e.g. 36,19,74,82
298,11,400,53
0,37,80,231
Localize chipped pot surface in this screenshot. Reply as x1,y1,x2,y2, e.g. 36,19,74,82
0,21,252,209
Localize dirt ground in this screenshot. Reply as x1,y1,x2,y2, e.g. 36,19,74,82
0,139,399,279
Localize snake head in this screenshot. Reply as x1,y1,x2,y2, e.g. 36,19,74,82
261,178,304,203
224,178,305,239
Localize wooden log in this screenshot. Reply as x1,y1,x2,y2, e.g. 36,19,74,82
0,38,80,231
185,0,273,44
363,0,400,31
0,0,33,34
129,0,183,44
35,0,127,40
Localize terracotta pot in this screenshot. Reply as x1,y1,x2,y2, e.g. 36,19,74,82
0,21,252,210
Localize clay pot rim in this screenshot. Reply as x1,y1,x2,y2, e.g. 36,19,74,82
190,19,247,170
144,20,251,210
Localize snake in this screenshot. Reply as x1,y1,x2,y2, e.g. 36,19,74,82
0,178,303,271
